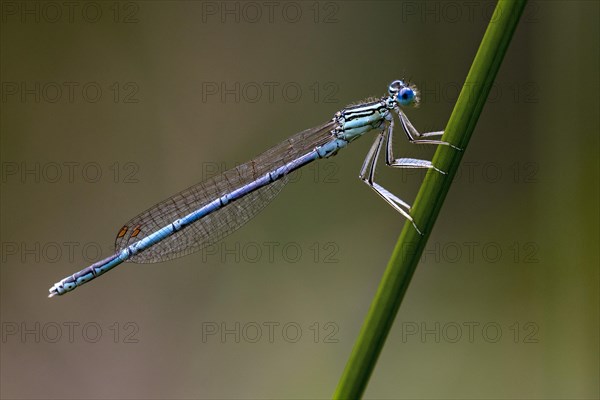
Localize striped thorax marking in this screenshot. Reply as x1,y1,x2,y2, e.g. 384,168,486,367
334,99,392,142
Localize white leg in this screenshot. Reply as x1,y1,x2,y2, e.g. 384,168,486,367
396,109,461,150
385,116,447,175
359,126,423,235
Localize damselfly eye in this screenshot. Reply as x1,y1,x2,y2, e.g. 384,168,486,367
388,80,404,95
397,87,415,106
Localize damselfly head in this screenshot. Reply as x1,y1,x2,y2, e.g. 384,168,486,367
388,80,420,108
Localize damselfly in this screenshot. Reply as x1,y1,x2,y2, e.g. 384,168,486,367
49,80,458,297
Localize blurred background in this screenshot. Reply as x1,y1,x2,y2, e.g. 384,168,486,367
1,1,598,399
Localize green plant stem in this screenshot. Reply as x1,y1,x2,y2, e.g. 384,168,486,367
333,0,528,398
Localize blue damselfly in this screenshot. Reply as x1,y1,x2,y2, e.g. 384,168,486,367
49,80,458,297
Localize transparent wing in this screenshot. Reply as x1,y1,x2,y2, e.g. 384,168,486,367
115,121,336,263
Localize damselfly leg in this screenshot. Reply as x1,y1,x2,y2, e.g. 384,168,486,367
359,112,455,234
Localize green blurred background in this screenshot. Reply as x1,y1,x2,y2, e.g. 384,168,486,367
1,1,598,399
